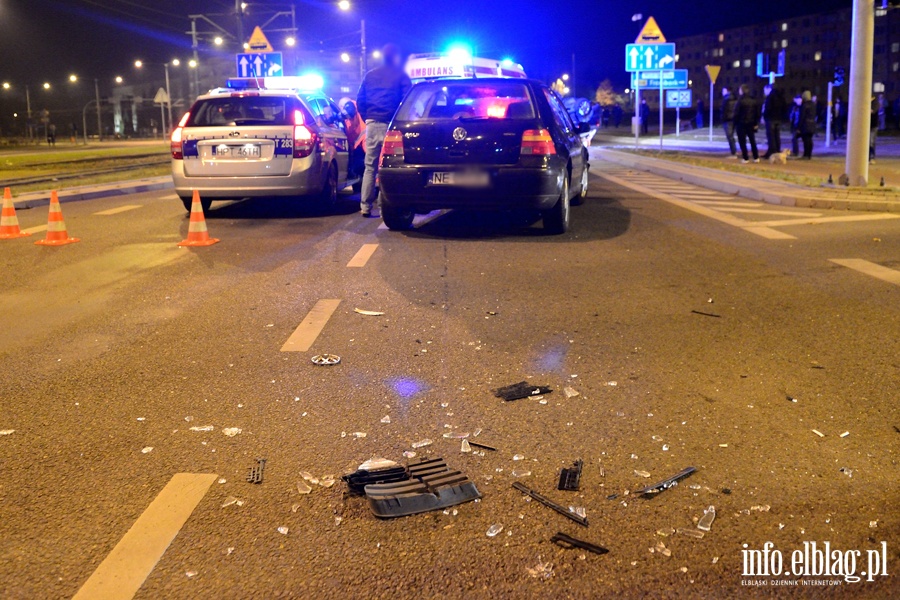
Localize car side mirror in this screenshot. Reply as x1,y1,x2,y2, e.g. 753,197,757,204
576,122,591,134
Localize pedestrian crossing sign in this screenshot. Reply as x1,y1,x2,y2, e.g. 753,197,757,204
635,17,666,44
247,26,274,52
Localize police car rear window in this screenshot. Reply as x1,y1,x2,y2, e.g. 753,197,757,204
396,82,535,121
187,97,297,127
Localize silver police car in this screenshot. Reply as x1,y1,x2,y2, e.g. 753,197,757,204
171,78,351,212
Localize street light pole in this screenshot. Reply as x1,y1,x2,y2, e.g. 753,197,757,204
360,19,367,79
845,0,874,187
164,63,173,133
94,78,102,142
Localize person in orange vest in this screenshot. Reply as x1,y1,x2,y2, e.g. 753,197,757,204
339,97,366,190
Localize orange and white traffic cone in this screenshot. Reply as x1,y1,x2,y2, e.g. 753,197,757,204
0,187,31,239
177,190,219,247
35,191,80,246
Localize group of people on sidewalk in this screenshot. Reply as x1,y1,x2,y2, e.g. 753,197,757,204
720,85,881,164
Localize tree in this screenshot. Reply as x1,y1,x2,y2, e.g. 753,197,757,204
594,79,623,107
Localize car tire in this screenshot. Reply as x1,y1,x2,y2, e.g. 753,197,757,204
319,162,338,207
571,165,589,206
180,195,212,213
542,175,570,235
382,206,414,230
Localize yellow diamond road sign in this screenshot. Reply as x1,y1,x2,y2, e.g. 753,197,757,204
705,65,722,85
247,26,274,52
635,16,666,44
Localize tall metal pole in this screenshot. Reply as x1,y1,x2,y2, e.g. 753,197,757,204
235,0,244,47
191,19,199,99
845,0,874,187
634,86,641,146
25,85,32,142
708,83,714,142
164,64,173,134
658,74,664,149
825,81,833,148
94,78,102,142
360,19,367,79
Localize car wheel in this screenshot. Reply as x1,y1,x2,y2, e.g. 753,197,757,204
319,162,338,207
180,195,212,213
542,175,570,234
571,166,589,206
382,206,414,230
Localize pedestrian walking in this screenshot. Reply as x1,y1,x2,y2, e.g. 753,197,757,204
734,84,759,163
832,98,844,140
721,86,738,158
356,44,411,218
870,96,879,164
46,123,57,147
799,91,817,159
761,84,785,158
695,98,705,129
639,99,649,135
789,95,802,156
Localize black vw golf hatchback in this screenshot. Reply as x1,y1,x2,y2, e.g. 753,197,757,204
377,78,590,234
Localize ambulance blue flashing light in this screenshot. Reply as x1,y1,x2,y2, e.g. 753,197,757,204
501,58,514,66
447,45,473,63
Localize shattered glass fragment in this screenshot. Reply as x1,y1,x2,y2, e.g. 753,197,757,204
277,526,288,535
486,524,504,537
411,439,433,448
511,469,531,477
563,387,580,399
380,416,391,424
677,528,705,539
460,439,472,453
296,481,312,495
697,506,716,532
189,425,214,432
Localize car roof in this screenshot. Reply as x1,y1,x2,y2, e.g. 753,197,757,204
196,88,328,101
411,77,545,87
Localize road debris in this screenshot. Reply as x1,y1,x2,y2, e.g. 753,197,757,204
786,395,799,403
411,439,433,448
563,386,580,399
656,528,675,536
677,528,705,539
221,496,243,508
443,431,469,439
354,308,384,316
691,310,721,318
812,429,825,438
277,526,289,535
350,432,367,438
0,430,14,436
296,481,313,494
697,506,716,531
839,431,850,438
380,416,391,424
403,451,417,458
526,557,555,579
568,506,587,519
469,441,497,452
513,454,525,461
189,425,214,432
222,427,242,437
512,469,532,477
311,354,341,366
650,541,672,557
633,466,696,496
558,459,583,491
364,457,482,518
486,524,504,537
512,482,588,526
551,532,609,555
634,470,651,478
494,381,552,401
246,458,266,484
141,447,153,454
185,570,198,578
342,458,408,495
460,439,472,453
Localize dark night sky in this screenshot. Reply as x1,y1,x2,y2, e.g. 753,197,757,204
2,0,849,102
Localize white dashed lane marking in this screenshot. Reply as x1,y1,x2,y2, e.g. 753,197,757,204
281,299,342,352
347,243,378,267
94,205,143,216
21,224,48,235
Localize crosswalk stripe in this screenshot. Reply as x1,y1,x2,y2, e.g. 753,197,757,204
829,259,900,286
713,207,822,217
752,214,900,227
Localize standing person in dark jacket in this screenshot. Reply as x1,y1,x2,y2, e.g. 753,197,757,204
356,44,411,217
761,84,785,159
789,95,802,156
799,91,817,159
721,87,738,158
734,84,760,163
639,99,649,134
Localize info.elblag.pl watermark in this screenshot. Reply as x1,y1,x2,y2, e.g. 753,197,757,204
741,541,889,586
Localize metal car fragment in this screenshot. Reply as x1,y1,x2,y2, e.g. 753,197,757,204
342,458,409,495
557,459,583,491
633,466,697,496
363,457,481,518
550,532,609,555
311,354,341,366
493,381,552,401
246,458,267,484
512,482,588,526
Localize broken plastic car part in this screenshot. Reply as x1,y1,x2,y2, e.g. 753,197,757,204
342,458,409,495
558,459,583,491
633,466,696,496
363,457,481,518
512,482,588,526
311,354,341,365
550,532,609,555
493,381,552,401
246,458,266,484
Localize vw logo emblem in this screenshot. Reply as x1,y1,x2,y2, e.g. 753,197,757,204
229,131,241,137
452,127,467,141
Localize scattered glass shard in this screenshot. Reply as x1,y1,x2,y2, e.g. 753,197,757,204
568,506,587,519
512,469,531,477
606,381,618,387
840,467,853,477
222,427,242,437
472,428,482,437
750,504,770,512
380,415,391,424
697,506,716,531
662,445,670,451
221,496,240,508
411,439,433,448
300,472,319,485
277,526,289,535
513,454,525,461
652,435,663,441
189,425,214,432
184,416,193,422
486,524,504,537
351,432,367,438
526,558,554,580
335,516,343,526
225,547,234,555
656,528,675,536
443,431,469,439
0,430,14,436
217,478,226,484
634,470,651,478
403,451,417,458
539,399,548,405
319,479,336,488
141,447,153,454
461,439,472,453
563,387,580,399
840,431,850,438
655,541,672,557
712,556,719,564
185,570,198,578
677,528,705,539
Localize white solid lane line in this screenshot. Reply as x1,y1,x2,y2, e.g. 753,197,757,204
712,207,822,217
829,259,900,286
21,224,48,235
692,200,765,207
751,214,900,228
281,299,342,352
347,243,378,268
94,205,143,216
72,473,218,600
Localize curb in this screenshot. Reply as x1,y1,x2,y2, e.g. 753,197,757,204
10,176,173,209
593,148,900,214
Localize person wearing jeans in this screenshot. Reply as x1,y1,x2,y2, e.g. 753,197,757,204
356,44,411,217
721,87,737,157
734,84,760,163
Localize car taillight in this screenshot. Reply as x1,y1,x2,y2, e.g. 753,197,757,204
520,129,556,156
171,112,190,159
379,130,404,167
293,110,318,158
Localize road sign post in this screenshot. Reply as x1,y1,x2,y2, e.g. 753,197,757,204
628,17,672,148
631,70,688,90
704,65,721,143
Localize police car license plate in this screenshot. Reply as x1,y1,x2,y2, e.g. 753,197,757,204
213,144,261,158
429,171,490,187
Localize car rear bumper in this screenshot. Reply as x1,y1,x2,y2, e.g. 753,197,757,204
171,154,323,199
379,165,564,212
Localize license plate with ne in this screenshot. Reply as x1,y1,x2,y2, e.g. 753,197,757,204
429,171,489,187
213,145,261,158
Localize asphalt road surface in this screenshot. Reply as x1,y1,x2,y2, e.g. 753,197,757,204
1,158,898,599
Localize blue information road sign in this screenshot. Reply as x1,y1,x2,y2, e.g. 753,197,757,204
665,89,693,109
631,69,689,90
236,52,284,78
625,43,676,72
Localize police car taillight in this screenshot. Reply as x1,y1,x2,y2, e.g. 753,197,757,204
293,109,317,158
170,112,190,159
379,130,404,166
520,129,556,156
